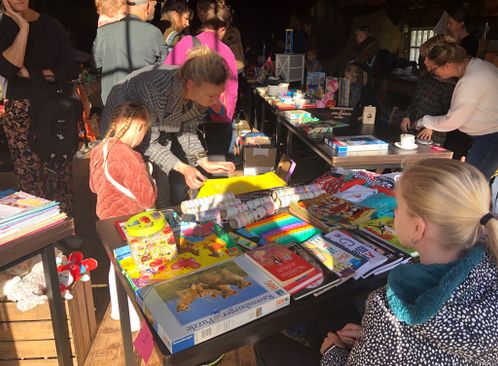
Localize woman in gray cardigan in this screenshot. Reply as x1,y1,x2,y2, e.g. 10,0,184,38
101,46,235,206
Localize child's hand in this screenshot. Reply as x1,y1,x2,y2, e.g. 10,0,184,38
320,332,345,355
417,128,432,140
400,117,411,132
336,323,362,346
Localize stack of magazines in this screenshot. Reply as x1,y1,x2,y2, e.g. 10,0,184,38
0,190,66,245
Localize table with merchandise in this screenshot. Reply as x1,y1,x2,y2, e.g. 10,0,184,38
96,169,418,366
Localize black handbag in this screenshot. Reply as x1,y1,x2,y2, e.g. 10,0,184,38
28,70,82,161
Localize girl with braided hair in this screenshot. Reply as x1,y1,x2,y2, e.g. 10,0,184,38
89,101,156,328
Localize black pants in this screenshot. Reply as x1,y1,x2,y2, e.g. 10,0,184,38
253,302,363,366
152,136,190,208
444,130,473,161
200,122,232,159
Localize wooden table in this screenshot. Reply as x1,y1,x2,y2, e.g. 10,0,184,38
0,219,75,366
96,216,387,366
276,109,453,170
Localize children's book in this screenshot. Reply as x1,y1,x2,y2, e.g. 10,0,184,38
244,244,316,287
306,71,326,97
289,195,375,231
325,135,389,153
241,212,321,245
288,243,341,300
0,191,58,226
137,256,290,354
301,234,365,280
114,221,242,290
358,217,419,257
300,121,348,139
324,230,388,279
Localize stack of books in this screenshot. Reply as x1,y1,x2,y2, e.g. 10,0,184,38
0,190,66,245
244,244,323,295
289,194,375,232
324,135,389,153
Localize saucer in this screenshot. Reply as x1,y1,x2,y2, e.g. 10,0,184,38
395,142,418,150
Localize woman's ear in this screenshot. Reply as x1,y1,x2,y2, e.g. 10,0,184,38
412,215,427,243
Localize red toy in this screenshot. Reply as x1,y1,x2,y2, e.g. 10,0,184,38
56,251,98,300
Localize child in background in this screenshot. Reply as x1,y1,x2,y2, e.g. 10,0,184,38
306,48,323,73
94,0,126,27
344,63,364,107
89,102,156,329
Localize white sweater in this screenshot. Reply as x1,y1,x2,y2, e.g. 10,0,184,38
417,58,498,136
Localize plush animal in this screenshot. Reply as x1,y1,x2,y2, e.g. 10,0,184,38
57,251,98,300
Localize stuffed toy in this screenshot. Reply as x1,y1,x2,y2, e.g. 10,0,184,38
57,251,98,300
0,251,97,311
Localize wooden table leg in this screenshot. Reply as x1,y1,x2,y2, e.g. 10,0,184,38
42,245,73,366
115,270,137,366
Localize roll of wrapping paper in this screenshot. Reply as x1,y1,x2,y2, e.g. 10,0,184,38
277,189,326,208
221,196,276,220
183,198,242,215
229,202,278,229
180,192,238,214
271,183,322,200
192,208,223,223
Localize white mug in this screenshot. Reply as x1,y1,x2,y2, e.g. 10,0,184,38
400,133,415,147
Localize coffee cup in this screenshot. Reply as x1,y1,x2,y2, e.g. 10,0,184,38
400,133,415,147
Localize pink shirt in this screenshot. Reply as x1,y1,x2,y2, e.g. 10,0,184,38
165,31,238,122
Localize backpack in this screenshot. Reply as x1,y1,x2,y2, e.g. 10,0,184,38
28,70,83,161
165,31,183,54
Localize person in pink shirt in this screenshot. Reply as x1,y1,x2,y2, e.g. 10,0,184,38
165,0,238,159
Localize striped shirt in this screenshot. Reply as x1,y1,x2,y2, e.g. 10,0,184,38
101,64,207,174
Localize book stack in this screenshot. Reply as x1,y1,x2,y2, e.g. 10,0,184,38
358,217,419,258
324,135,389,153
244,243,323,295
302,229,408,284
289,194,375,232
0,190,67,245
300,121,348,140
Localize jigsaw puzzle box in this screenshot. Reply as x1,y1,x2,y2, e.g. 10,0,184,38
136,256,290,353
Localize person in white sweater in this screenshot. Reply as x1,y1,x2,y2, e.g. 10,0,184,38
414,34,498,180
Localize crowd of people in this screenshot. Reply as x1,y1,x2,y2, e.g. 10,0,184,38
1,0,498,365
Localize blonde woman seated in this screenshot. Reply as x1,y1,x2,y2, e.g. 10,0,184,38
255,158,498,365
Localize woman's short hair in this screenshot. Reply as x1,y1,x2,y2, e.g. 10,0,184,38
398,158,498,259
178,45,228,86
419,34,467,65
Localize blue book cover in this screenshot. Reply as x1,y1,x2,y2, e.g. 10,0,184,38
137,256,290,354
325,135,388,152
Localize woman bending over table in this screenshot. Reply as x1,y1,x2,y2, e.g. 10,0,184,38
101,46,235,207
413,34,498,180
255,158,498,366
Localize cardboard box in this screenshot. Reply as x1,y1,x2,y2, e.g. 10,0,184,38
243,146,276,176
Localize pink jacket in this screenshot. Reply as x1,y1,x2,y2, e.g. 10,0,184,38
89,140,156,220
165,31,238,122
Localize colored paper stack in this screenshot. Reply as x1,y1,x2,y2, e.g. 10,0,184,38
0,190,67,245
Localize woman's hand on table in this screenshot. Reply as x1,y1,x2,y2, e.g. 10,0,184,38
400,117,411,133
198,159,236,175
417,128,433,140
175,162,206,189
320,331,345,355
336,323,362,346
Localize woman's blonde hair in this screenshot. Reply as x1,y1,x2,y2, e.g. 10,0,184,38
420,34,468,66
178,45,228,86
398,158,498,259
95,0,126,16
